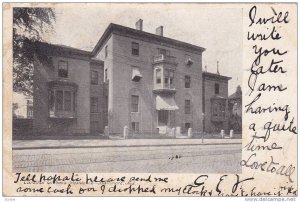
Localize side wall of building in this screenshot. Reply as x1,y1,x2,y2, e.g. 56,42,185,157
90,61,107,133
93,35,114,133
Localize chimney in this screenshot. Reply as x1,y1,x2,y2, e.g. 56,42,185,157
156,26,163,36
135,19,143,31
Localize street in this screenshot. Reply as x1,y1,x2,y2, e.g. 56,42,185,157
13,144,241,173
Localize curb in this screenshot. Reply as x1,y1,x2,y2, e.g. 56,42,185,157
12,142,242,150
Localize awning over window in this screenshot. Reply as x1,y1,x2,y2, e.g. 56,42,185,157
132,68,142,82
156,95,179,110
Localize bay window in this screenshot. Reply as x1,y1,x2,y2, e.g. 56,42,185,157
211,99,226,121
64,91,72,111
154,67,175,90
56,90,63,110
156,69,161,84
48,81,77,118
164,69,175,89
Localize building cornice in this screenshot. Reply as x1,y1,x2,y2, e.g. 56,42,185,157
203,71,232,81
34,42,93,61
92,23,206,56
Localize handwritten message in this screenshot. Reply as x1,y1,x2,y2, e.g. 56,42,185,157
13,172,297,196
242,5,297,184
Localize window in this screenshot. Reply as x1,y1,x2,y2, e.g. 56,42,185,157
27,106,33,118
48,89,76,116
131,95,139,112
164,69,175,89
131,122,140,133
215,83,220,94
91,70,98,85
169,71,174,88
219,103,225,117
185,75,191,88
158,48,170,56
156,69,161,84
213,103,219,116
54,90,75,111
185,99,191,114
64,91,72,111
164,72,169,85
132,42,139,56
105,45,108,58
185,123,191,131
212,100,226,118
49,90,54,112
58,61,68,78
91,97,99,113
56,90,63,110
104,69,108,82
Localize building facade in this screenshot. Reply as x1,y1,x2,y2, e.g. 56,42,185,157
92,21,205,136
32,19,234,137
33,43,107,135
202,72,231,133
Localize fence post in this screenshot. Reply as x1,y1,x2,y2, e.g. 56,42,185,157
123,126,129,139
175,127,181,137
188,128,192,138
221,129,224,138
230,129,234,138
171,128,176,137
104,126,109,137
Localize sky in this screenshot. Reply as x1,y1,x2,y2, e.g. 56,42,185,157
43,3,243,95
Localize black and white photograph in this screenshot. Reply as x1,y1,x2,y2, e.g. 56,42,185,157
11,4,243,174
4,2,297,198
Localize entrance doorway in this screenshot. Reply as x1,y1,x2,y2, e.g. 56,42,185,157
158,110,168,126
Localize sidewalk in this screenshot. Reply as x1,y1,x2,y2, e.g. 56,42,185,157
12,138,242,150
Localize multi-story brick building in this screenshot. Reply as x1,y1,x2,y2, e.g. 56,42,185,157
32,19,233,137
